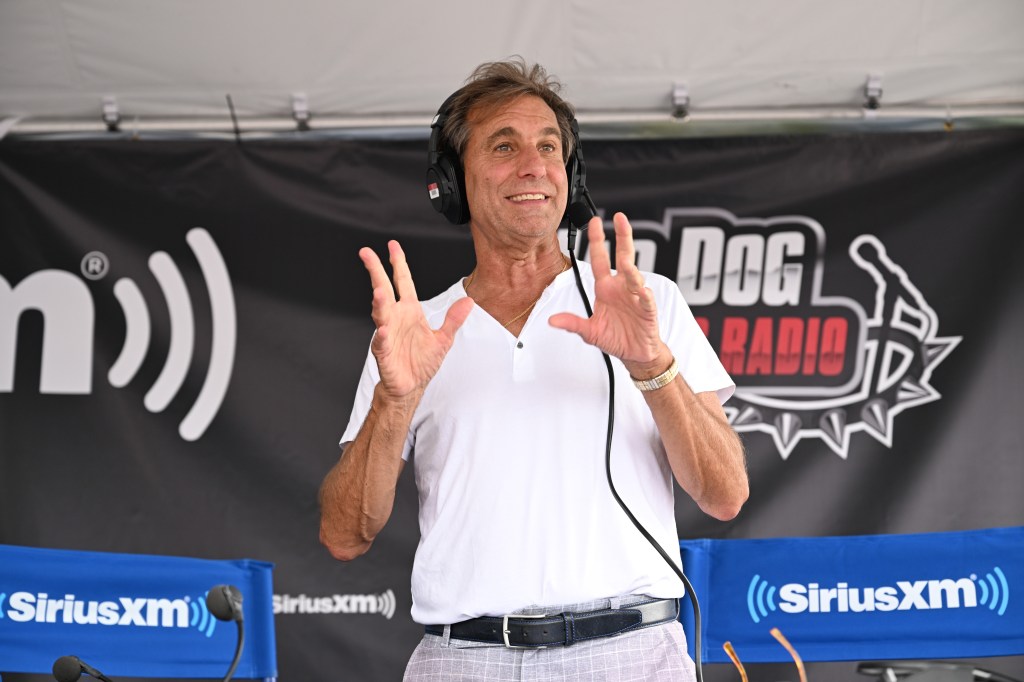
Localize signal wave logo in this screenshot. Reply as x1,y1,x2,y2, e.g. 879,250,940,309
191,590,220,637
746,568,1010,623
0,589,221,639
0,228,235,441
747,575,777,624
977,567,1011,616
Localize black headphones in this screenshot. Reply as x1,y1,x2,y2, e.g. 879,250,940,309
426,89,597,229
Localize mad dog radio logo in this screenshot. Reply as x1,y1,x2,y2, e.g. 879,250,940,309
580,208,960,459
0,228,235,441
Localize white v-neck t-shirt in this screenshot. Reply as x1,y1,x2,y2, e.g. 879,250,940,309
341,260,733,625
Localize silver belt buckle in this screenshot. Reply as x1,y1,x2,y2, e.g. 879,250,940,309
502,612,546,648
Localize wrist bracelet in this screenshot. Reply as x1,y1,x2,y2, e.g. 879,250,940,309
630,357,679,392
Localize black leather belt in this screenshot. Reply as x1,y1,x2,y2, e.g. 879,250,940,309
424,597,679,648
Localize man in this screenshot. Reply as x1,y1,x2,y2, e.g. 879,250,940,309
319,59,748,681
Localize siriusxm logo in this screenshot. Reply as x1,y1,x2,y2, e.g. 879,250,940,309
747,568,1010,623
273,590,397,620
0,228,235,441
0,589,221,637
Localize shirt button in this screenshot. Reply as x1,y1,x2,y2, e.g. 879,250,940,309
516,341,524,349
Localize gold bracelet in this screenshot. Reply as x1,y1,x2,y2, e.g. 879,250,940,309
630,357,679,392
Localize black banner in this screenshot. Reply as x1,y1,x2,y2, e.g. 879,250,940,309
2,129,1023,680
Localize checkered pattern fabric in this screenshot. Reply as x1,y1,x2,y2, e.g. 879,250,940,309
403,597,695,682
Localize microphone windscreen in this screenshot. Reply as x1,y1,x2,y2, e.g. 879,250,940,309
52,656,82,682
566,191,597,229
206,584,243,622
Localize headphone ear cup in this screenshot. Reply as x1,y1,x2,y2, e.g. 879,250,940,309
426,153,469,225
426,90,470,226
437,153,469,225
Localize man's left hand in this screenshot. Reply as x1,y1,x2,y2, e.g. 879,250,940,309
549,212,672,378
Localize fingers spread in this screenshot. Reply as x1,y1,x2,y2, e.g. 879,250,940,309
438,296,475,343
359,246,396,305
586,215,611,278
635,286,657,312
548,312,588,337
369,283,393,328
388,240,420,303
613,212,645,290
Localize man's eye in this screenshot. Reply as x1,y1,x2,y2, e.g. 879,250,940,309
495,143,512,152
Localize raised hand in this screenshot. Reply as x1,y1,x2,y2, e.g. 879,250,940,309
360,240,474,399
548,213,669,373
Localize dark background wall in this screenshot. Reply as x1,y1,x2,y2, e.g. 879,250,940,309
2,129,1022,680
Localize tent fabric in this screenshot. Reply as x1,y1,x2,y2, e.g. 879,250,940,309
1,0,1023,129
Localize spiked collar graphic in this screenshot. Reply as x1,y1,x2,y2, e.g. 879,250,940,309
723,234,960,459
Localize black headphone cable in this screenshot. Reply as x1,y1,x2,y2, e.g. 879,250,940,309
567,229,705,682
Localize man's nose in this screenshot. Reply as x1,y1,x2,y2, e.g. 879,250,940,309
516,146,547,178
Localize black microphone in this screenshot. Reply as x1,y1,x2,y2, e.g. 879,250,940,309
52,655,115,682
207,583,244,622
206,584,245,682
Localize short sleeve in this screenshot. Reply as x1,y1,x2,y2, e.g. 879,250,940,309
651,272,735,404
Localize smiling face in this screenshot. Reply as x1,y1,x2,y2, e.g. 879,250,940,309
462,95,569,247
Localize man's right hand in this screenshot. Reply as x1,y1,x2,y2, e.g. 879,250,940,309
319,241,473,563
360,240,474,399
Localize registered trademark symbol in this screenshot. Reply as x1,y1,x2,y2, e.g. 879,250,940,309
81,251,109,280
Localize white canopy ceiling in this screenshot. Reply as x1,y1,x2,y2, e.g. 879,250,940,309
2,0,1023,136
